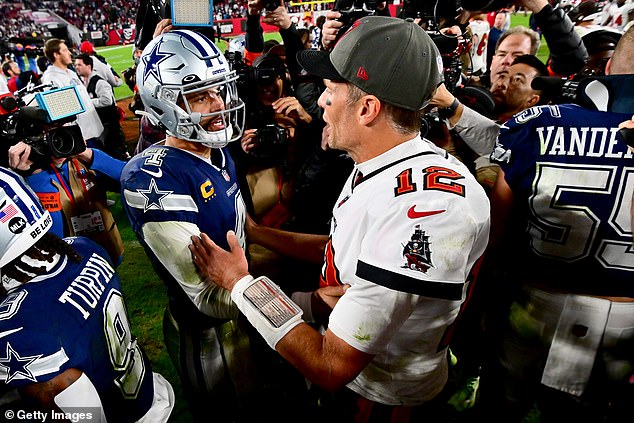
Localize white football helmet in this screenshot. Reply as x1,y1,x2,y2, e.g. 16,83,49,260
0,167,52,268
136,30,245,148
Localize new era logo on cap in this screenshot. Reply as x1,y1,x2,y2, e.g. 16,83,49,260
357,66,368,81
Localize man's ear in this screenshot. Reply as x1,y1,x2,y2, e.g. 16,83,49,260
525,93,541,109
358,95,381,126
605,57,613,75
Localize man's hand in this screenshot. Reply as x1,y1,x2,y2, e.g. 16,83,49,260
240,128,259,153
273,97,312,124
429,83,456,109
262,4,292,30
75,147,94,164
153,19,173,38
189,231,250,292
8,141,35,171
247,0,264,15
311,284,349,324
321,11,343,51
618,115,634,153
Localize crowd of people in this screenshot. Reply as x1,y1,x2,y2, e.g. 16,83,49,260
0,0,138,39
0,0,632,422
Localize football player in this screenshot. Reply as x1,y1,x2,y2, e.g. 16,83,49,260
482,24,634,422
120,30,265,422
190,16,491,423
0,166,173,421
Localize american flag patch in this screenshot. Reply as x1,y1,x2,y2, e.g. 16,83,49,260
0,204,18,223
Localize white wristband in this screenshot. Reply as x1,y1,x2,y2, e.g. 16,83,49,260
290,291,314,323
231,275,303,349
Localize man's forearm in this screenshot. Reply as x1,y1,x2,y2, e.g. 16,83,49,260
248,224,328,264
534,1,587,76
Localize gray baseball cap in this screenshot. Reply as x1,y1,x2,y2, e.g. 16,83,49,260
297,16,444,111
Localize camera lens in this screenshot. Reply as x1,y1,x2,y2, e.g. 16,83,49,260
48,128,75,156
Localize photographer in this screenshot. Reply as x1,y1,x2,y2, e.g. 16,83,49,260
75,54,130,161
238,52,345,236
7,140,125,267
41,38,104,146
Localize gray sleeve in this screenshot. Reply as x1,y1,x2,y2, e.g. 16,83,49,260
92,79,115,108
452,106,500,156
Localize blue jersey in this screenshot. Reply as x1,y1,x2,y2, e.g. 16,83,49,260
0,237,154,422
120,145,246,322
492,104,634,296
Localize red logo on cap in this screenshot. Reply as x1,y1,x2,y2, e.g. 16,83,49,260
357,66,368,81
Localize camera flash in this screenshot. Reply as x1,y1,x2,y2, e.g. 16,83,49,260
171,0,213,27
35,86,85,122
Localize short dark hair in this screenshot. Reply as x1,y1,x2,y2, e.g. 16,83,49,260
75,53,93,69
44,38,65,63
347,83,423,134
512,54,549,78
2,61,14,77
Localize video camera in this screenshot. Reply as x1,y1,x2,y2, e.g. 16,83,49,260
0,85,87,166
531,74,634,114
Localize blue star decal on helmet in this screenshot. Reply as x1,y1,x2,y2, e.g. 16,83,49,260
142,39,175,85
0,343,41,383
137,179,172,212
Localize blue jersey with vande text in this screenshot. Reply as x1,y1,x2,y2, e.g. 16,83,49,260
0,237,154,422
491,104,634,295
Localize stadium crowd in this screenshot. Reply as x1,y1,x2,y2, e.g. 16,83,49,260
0,0,632,422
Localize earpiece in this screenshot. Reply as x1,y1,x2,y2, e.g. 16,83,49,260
325,99,332,106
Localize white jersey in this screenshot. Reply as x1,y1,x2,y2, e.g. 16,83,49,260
41,65,104,140
468,19,490,75
322,137,490,406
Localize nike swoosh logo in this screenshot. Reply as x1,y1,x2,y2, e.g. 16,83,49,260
142,168,163,178
407,206,446,219
0,327,23,339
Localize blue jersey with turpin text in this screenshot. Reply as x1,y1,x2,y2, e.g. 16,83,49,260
491,104,634,296
0,237,154,422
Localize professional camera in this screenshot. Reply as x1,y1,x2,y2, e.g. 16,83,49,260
428,31,471,92
263,0,281,11
0,85,86,167
334,0,378,41
256,123,287,148
531,74,634,111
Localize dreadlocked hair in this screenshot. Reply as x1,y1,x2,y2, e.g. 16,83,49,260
2,233,82,284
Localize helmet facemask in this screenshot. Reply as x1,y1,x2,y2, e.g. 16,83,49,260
164,72,245,148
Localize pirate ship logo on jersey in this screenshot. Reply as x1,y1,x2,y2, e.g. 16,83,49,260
401,225,433,273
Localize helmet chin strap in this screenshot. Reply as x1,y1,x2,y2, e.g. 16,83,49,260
200,124,234,148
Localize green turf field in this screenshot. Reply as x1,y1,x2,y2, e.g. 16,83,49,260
103,15,543,422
